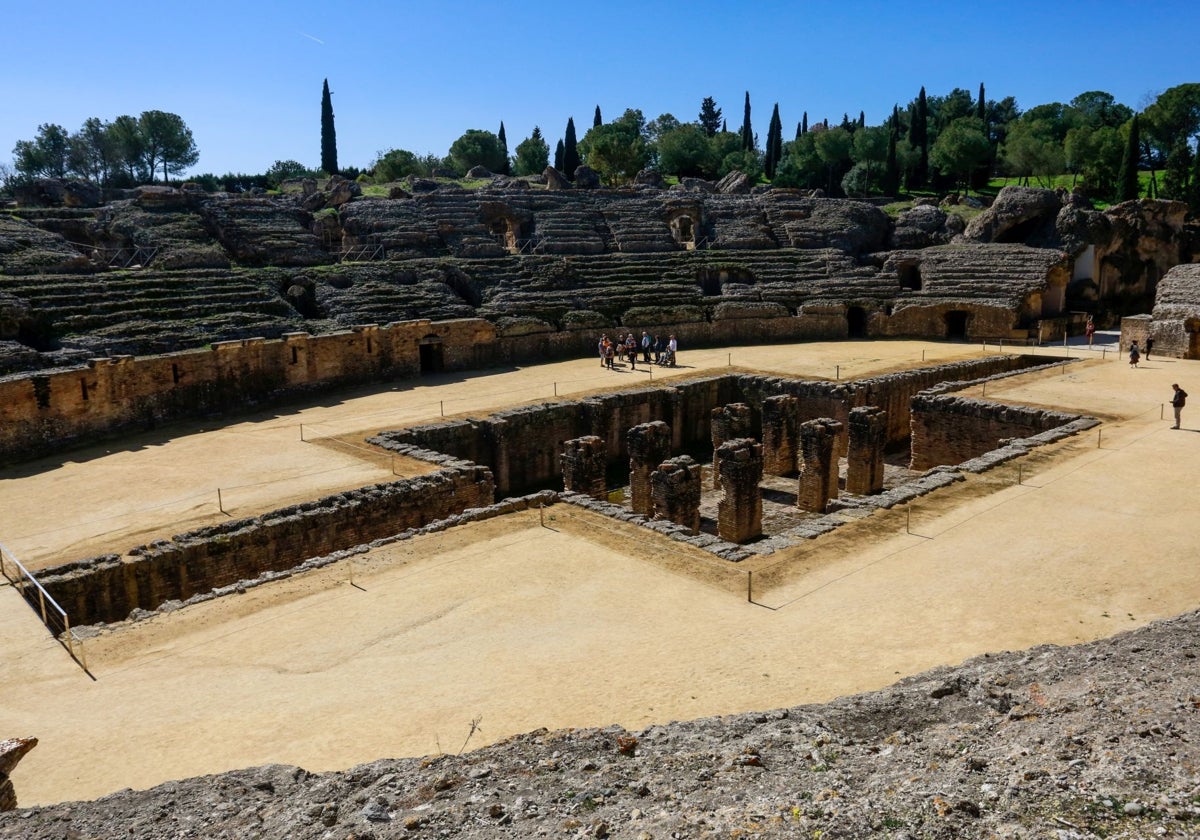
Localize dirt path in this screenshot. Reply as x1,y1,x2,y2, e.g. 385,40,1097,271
3,339,1198,806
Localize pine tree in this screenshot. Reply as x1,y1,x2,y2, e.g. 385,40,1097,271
320,78,338,175
563,117,579,179
1117,114,1140,202
594,106,602,128
765,103,782,179
740,92,753,151
912,87,929,189
802,112,808,135
497,121,510,175
698,96,722,136
554,139,565,172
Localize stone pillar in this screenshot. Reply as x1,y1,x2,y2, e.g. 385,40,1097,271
627,421,672,516
651,455,702,534
716,438,763,544
761,394,799,475
711,402,753,486
0,737,38,812
560,435,607,500
797,418,840,513
846,406,888,495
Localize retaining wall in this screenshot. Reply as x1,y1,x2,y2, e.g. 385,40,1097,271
38,463,495,626
909,394,1083,469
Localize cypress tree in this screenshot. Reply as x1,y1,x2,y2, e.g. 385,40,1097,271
766,103,782,179
497,121,510,175
802,112,808,135
722,118,728,133
320,78,338,175
563,117,580,179
1117,114,1140,202
912,87,929,189
795,122,802,142
883,106,900,196
858,110,865,129
554,139,565,172
699,97,722,136
740,92,753,151
593,106,602,128
977,82,987,121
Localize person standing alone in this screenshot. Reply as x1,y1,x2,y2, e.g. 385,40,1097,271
1171,383,1188,429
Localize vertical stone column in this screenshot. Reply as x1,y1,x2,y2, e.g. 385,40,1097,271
560,435,607,500
716,438,763,544
824,419,844,498
797,418,840,513
846,406,888,495
711,402,753,486
761,394,799,475
651,455,702,534
627,421,672,516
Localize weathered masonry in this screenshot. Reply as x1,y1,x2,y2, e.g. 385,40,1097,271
373,355,1060,497
27,353,1097,631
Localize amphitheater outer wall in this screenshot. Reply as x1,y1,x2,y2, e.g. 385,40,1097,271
0,304,1028,467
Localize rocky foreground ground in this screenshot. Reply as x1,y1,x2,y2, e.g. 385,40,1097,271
3,610,1198,839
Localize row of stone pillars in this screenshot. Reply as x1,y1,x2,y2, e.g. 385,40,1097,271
560,403,888,546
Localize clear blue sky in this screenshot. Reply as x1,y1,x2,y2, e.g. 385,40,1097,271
5,0,1197,177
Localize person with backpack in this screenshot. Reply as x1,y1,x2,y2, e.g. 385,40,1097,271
1171,383,1188,429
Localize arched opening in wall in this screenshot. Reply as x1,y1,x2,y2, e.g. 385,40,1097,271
670,214,697,249
1042,282,1066,317
846,306,868,338
944,310,969,340
697,268,723,296
898,263,922,291
489,218,518,252
419,335,444,375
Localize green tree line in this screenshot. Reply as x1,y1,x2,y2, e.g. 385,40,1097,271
11,111,199,187
385,82,1197,211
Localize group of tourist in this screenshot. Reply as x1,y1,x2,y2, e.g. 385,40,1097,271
597,331,677,369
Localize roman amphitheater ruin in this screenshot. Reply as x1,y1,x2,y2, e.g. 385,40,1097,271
1,174,1198,812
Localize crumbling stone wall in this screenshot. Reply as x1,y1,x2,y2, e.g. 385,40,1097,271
0,737,37,812
560,436,607,499
909,394,1083,470
711,403,752,484
39,464,495,627
797,419,842,513
651,455,702,534
375,378,731,496
716,438,763,543
627,422,672,516
761,394,799,475
846,406,888,495
1148,263,1200,358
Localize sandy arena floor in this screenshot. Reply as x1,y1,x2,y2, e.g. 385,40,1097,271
3,336,1199,806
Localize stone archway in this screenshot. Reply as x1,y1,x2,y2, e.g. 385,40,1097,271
846,306,868,338
668,210,701,250
419,335,444,374
489,218,518,252
944,310,969,340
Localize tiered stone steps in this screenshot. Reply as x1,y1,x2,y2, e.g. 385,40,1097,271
198,196,331,267
884,244,1068,307
0,269,300,355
